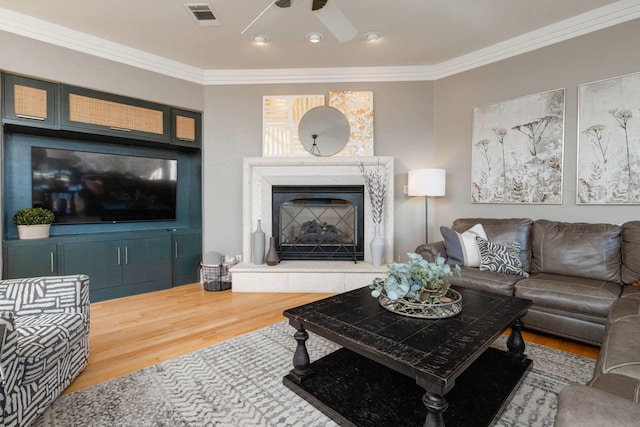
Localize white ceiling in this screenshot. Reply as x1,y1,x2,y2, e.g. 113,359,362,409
0,0,638,84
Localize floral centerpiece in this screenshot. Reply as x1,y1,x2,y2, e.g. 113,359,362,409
370,253,462,318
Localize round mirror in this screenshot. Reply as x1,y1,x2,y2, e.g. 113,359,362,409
298,106,350,157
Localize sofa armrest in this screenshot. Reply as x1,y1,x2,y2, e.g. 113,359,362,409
415,241,446,263
555,384,640,427
0,275,90,326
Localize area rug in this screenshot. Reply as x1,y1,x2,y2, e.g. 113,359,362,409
34,321,595,427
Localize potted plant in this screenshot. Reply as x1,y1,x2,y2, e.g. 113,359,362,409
370,252,462,318
13,207,55,240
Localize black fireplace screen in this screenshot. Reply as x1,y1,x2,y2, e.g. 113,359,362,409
272,186,364,261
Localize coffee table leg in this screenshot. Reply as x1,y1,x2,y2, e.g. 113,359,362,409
507,318,527,363
289,325,313,384
422,392,448,427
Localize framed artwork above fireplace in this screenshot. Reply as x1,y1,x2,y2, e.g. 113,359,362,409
262,91,374,157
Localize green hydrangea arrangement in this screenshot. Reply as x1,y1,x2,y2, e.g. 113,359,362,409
370,252,460,304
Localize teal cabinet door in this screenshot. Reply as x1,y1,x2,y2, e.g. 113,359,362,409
5,244,58,278
122,236,171,286
172,233,202,286
63,240,121,291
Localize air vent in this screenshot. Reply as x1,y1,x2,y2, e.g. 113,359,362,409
185,3,222,27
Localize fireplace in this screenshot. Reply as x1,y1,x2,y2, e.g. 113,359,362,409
232,156,394,293
272,186,364,261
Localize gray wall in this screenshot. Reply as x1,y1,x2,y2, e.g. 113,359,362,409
0,31,203,110
434,19,640,233
202,81,435,260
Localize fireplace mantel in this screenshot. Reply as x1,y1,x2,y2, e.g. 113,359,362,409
231,156,394,293
241,156,394,265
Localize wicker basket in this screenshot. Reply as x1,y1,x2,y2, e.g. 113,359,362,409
201,262,232,292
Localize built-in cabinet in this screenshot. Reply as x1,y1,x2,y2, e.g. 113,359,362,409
1,73,202,148
1,71,203,302
3,230,201,302
60,85,171,143
4,242,59,278
63,235,172,302
2,74,59,129
171,108,202,148
172,231,202,286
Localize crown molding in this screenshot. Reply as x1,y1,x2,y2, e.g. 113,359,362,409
0,8,205,84
202,65,437,85
432,0,640,79
0,1,639,85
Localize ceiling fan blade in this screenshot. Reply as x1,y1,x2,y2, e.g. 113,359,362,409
311,0,328,11
241,0,283,36
275,0,291,8
313,2,357,42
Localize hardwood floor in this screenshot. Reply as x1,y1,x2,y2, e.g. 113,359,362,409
65,283,600,394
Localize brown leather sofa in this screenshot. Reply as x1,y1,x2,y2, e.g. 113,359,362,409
554,285,640,426
417,218,640,426
416,218,640,345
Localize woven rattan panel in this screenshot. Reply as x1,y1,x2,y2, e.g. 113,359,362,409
69,94,164,134
14,85,47,119
176,115,196,141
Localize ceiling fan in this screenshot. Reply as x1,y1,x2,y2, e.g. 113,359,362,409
241,0,358,43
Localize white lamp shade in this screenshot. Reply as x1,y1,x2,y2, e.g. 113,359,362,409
407,168,446,197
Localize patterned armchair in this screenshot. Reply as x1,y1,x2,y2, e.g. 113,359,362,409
0,275,90,427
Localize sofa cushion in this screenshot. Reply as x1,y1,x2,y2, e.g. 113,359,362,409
621,284,640,300
622,221,640,285
452,218,533,271
476,238,529,277
449,266,520,296
609,295,640,325
15,313,85,385
531,219,621,282
440,224,487,266
595,316,640,380
515,273,620,318
589,373,640,403
555,384,640,427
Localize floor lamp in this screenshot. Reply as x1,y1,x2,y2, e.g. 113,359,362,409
407,168,446,243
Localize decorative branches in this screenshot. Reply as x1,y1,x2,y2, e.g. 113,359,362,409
359,161,386,224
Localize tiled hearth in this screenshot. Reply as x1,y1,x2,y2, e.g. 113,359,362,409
231,156,394,293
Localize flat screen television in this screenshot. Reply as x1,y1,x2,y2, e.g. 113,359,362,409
31,147,178,224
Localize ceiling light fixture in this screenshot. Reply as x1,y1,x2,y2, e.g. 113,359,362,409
364,31,381,42
307,33,323,43
253,35,268,44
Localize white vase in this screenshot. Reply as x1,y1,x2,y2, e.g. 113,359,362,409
252,220,266,265
370,222,384,266
17,224,51,240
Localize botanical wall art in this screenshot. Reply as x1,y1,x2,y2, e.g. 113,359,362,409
577,72,640,204
329,90,374,156
471,89,565,204
262,95,325,156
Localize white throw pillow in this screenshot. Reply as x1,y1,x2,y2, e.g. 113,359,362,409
440,223,488,267
459,224,488,267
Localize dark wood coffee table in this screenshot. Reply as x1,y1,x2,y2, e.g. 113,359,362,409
283,286,532,427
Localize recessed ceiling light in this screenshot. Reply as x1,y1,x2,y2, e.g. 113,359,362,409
253,35,268,44
307,33,323,43
364,31,381,42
